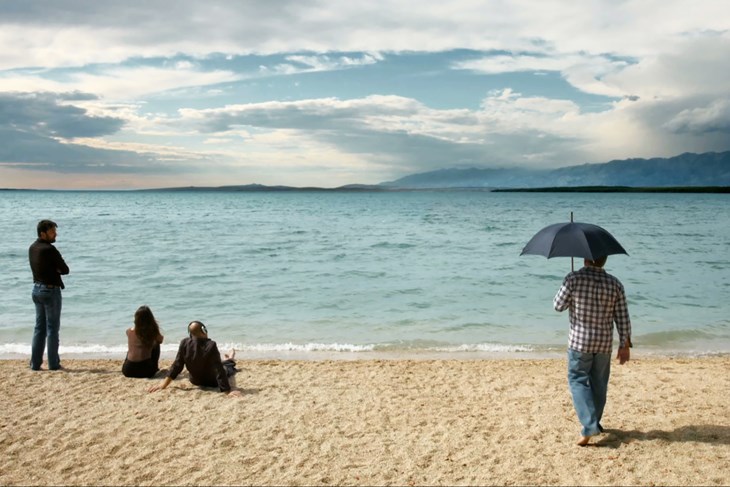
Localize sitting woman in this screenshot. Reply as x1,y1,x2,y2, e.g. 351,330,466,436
122,305,164,378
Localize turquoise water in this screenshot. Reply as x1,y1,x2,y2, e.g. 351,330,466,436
1,190,729,358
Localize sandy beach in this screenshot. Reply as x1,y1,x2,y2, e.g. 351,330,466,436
1,356,728,486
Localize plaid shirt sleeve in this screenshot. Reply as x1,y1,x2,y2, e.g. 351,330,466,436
553,277,572,312
613,281,632,349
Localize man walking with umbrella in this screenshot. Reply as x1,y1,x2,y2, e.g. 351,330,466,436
554,255,632,446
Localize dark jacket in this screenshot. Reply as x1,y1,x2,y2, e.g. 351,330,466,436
29,239,69,288
168,337,231,392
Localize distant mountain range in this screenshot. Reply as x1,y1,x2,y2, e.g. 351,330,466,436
381,151,730,189
140,151,730,192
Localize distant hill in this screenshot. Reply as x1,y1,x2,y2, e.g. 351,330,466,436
144,183,387,192
380,151,730,189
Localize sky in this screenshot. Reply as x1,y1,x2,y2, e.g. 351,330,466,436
1,1,729,189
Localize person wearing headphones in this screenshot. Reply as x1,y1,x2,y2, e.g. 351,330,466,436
148,320,240,396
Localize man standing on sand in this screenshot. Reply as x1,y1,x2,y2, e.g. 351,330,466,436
29,219,70,371
148,321,241,396
554,255,632,446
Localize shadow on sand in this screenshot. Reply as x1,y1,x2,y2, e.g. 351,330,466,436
594,425,730,448
175,385,262,396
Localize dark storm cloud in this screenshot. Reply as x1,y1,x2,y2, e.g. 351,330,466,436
0,92,123,137
0,92,157,171
0,127,133,170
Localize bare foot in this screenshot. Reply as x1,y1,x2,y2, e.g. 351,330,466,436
225,349,236,360
577,435,592,446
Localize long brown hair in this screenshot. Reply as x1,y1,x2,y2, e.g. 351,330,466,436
134,305,161,346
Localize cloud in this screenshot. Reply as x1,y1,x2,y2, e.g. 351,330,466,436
664,98,730,134
3,3,728,107
0,65,242,101
602,34,730,99
261,53,382,76
2,1,727,70
456,33,730,101
175,75,730,176
0,52,385,103
455,53,631,98
183,95,422,131
176,92,592,172
452,32,730,162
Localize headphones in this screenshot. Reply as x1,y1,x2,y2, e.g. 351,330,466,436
188,321,208,338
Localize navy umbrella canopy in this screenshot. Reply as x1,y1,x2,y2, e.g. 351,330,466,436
520,221,628,261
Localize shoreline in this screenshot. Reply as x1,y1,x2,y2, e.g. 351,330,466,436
2,347,729,362
1,356,728,486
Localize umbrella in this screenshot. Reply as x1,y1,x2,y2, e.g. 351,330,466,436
521,213,627,271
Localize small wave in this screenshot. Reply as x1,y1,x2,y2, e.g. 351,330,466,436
528,273,560,281
346,270,387,278
0,343,127,355
6,339,726,358
370,340,537,353
371,242,416,249
442,322,509,331
386,288,423,296
223,342,376,353
0,343,183,355
637,329,720,346
0,251,22,258
0,341,530,356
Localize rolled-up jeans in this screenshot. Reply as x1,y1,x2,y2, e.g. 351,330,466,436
31,283,62,370
567,348,611,437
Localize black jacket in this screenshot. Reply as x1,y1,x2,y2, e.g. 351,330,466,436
29,239,69,288
168,337,231,392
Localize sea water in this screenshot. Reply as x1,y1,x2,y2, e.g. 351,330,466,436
1,190,728,359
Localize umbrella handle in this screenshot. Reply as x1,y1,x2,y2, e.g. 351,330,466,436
570,211,574,272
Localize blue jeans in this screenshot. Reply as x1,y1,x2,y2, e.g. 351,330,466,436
567,348,611,437
31,284,62,370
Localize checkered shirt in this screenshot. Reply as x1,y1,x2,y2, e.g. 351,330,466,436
553,265,631,353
